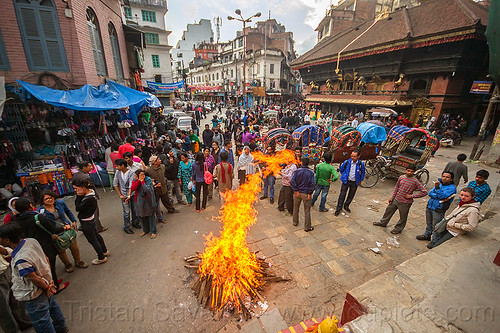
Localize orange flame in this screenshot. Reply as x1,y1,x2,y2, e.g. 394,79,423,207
198,149,297,312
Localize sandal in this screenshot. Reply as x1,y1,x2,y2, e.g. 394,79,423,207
304,227,315,232
140,232,148,237
151,234,157,239
196,210,200,213
56,281,70,294
65,263,74,273
75,261,88,268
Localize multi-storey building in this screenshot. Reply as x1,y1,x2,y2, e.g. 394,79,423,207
0,0,130,88
171,19,214,83
186,19,299,106
123,0,172,85
292,0,491,126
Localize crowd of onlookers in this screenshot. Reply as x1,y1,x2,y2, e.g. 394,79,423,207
0,101,495,333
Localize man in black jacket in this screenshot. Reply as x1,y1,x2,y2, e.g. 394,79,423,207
290,157,316,232
15,197,70,292
165,151,186,204
202,124,214,149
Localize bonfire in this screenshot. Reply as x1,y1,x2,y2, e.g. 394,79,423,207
185,150,296,319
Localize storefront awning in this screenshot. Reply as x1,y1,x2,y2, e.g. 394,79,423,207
16,80,160,123
305,94,412,107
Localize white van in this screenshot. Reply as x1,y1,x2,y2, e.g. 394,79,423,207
176,116,193,132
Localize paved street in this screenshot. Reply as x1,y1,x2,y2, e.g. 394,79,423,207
32,116,498,333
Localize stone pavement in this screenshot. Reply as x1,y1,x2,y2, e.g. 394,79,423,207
346,216,500,333
235,137,500,332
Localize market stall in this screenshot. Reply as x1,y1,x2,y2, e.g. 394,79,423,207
0,80,160,201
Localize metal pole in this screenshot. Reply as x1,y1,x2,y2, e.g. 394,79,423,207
243,20,246,110
471,85,499,160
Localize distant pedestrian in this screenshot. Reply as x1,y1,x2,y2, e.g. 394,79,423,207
335,151,365,216
443,154,468,186
118,136,136,157
178,153,193,205
204,148,216,200
290,157,316,232
113,159,136,234
130,169,158,239
192,152,208,212
311,152,339,212
466,169,491,205
373,165,428,234
238,146,255,185
165,151,186,204
214,151,233,202
260,146,276,204
277,159,297,216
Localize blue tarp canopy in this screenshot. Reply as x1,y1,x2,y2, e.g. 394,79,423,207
16,80,160,123
357,122,387,144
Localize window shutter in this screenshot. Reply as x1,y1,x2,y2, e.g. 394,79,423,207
19,7,47,68
0,29,8,70
39,9,64,69
110,34,123,79
15,0,67,71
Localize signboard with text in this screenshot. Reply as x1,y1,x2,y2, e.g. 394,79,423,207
470,81,494,94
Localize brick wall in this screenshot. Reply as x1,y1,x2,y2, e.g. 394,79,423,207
0,0,130,88
71,0,130,86
0,0,87,87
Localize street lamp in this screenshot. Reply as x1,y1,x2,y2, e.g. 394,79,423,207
228,9,261,109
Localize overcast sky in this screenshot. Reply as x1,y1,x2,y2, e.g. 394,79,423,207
165,0,338,55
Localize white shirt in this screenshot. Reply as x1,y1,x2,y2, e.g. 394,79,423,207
304,114,311,122
348,161,358,181
0,246,12,274
352,118,359,128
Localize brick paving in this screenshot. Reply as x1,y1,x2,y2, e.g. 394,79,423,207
243,138,500,327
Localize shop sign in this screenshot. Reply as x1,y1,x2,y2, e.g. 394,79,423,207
470,81,494,94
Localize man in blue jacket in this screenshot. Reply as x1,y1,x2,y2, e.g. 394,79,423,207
416,171,456,245
290,157,316,232
335,151,365,216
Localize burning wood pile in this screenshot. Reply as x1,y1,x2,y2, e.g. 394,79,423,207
184,150,296,319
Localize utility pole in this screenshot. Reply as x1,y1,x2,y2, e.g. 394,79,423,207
471,86,499,160
264,20,267,105
228,9,261,110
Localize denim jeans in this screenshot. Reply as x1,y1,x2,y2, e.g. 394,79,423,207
121,200,131,229
311,184,330,210
24,293,67,333
425,207,445,243
263,175,276,198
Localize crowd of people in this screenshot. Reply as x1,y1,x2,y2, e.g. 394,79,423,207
0,101,495,333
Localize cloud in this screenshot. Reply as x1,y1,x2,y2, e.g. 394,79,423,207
166,0,337,54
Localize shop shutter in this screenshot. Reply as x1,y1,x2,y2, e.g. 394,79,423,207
14,0,67,71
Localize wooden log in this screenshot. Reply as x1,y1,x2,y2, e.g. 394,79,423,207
201,275,213,306
216,283,224,310
192,275,202,293
197,277,207,303
184,264,199,269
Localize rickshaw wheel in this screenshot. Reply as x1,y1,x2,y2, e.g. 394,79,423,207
415,168,430,186
360,159,380,188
